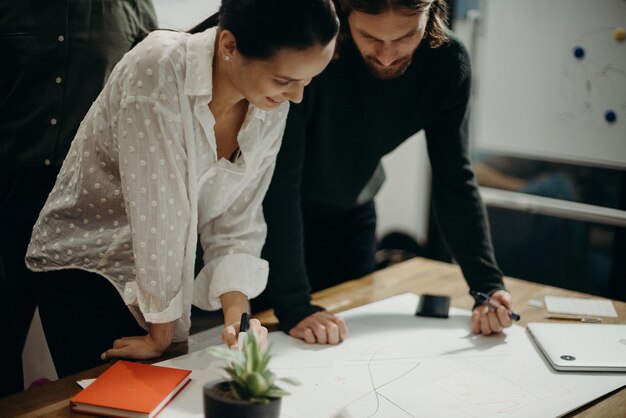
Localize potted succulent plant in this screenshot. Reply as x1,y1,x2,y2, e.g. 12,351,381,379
204,332,299,418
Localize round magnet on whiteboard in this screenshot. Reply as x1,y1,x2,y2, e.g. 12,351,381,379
614,27,625,42
573,46,585,59
604,110,617,124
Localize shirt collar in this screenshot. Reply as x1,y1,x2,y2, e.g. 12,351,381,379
184,27,217,96
184,26,269,122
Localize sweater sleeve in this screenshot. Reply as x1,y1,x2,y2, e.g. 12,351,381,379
261,98,325,333
424,46,506,295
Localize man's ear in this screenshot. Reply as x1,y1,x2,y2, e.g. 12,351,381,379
218,29,238,61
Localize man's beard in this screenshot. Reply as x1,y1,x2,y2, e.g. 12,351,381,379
362,54,412,80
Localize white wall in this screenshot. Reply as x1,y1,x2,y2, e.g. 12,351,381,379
22,309,57,388
375,134,431,245
152,0,220,30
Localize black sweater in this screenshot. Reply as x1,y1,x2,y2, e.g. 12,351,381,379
261,35,505,332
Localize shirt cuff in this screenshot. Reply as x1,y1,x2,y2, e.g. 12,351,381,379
193,253,269,311
123,281,184,324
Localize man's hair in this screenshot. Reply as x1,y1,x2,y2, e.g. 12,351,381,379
335,0,449,48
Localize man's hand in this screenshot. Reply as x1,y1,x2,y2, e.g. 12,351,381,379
101,321,174,360
289,311,348,344
471,290,514,335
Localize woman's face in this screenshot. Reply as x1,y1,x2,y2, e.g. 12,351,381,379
226,38,337,111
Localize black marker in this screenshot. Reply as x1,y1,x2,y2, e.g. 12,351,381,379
470,290,521,321
237,312,250,350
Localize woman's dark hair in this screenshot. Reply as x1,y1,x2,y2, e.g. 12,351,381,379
188,0,339,59
335,0,449,48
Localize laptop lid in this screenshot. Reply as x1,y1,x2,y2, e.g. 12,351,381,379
527,322,626,372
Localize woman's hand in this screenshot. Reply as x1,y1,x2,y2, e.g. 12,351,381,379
219,291,268,350
222,317,268,351
101,321,174,360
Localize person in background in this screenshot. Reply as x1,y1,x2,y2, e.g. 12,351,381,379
23,0,338,380
0,0,157,397
258,0,515,344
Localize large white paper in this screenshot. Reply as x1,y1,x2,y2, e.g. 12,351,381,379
157,294,626,418
545,296,618,318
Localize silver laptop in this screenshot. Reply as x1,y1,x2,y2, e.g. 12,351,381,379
527,322,626,372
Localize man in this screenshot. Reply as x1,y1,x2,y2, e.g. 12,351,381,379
258,0,515,344
0,0,156,396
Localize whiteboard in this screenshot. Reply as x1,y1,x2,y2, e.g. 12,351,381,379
156,294,626,418
471,0,626,168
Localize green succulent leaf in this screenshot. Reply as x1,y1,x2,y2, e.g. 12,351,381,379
207,345,245,364
249,397,270,404
263,370,276,387
277,376,301,386
207,329,297,402
258,350,272,371
246,372,269,395
265,387,290,398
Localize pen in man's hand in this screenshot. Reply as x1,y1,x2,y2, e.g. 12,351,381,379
237,312,250,350
470,290,521,321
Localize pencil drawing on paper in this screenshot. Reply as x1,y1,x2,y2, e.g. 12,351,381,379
272,337,571,417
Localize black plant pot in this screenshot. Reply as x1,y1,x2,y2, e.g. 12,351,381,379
203,381,282,418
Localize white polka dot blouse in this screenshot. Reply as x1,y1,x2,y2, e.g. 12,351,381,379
26,27,289,341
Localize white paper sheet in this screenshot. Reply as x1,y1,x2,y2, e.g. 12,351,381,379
77,379,94,389
156,294,626,418
545,296,618,317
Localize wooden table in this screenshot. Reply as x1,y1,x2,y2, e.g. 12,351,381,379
1,257,624,418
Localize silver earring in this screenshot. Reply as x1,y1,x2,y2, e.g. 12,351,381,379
224,55,231,61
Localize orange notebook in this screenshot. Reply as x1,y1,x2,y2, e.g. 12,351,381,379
70,360,191,418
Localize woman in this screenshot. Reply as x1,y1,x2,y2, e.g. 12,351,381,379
25,0,338,377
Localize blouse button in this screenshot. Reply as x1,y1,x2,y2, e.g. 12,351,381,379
50,118,58,125
44,159,51,166
57,35,65,42
55,77,62,84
